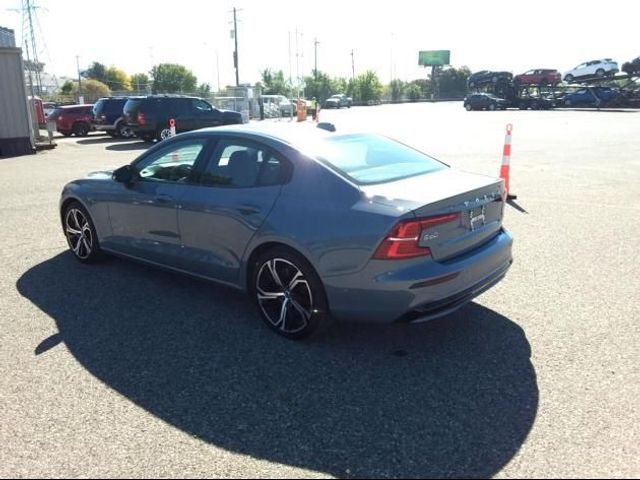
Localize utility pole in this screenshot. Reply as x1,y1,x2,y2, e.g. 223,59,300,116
233,7,239,86
76,55,82,102
295,28,300,96
351,49,355,80
314,37,319,77
288,31,292,95
216,49,220,93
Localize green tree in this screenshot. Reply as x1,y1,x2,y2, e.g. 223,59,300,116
437,66,472,98
405,83,422,101
353,70,383,103
83,79,111,96
60,80,76,95
151,64,197,93
105,66,132,91
130,73,150,92
389,79,406,101
303,70,334,103
196,83,212,98
260,69,289,96
85,62,107,83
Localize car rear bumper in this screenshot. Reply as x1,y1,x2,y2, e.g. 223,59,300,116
323,228,513,323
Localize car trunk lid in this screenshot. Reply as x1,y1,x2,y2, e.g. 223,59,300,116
362,169,505,261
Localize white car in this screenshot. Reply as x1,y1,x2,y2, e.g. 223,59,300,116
563,59,619,83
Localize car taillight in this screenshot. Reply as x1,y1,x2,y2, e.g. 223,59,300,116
373,213,460,260
137,112,146,125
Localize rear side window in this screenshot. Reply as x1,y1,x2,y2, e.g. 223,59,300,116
124,98,146,114
200,140,286,188
314,134,446,185
106,100,125,113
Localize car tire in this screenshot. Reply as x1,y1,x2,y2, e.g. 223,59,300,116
155,127,172,142
251,247,331,340
595,68,605,78
488,103,497,111
62,201,103,264
465,103,473,111
564,74,574,84
106,130,117,137
565,99,572,107
73,122,90,137
116,122,134,139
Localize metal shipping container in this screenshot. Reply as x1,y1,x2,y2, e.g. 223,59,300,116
0,27,16,48
0,47,34,157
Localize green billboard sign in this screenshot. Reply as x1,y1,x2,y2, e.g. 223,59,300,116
419,50,451,66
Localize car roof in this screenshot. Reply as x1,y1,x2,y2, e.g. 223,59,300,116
59,104,93,109
179,123,356,153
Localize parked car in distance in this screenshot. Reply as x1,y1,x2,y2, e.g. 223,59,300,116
123,95,244,143
622,56,640,76
59,123,513,339
324,94,352,109
464,93,510,111
467,71,513,89
50,104,95,137
93,97,137,138
562,87,619,107
514,69,561,86
563,59,619,83
261,95,294,117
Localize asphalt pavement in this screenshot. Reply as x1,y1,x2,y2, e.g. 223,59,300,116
1,103,639,478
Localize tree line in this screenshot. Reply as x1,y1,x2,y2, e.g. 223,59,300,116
57,60,471,102
260,67,472,103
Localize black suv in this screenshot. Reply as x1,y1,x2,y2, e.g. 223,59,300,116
467,71,513,89
93,97,137,138
123,95,244,142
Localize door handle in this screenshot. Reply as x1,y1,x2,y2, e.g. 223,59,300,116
154,194,174,205
237,205,261,215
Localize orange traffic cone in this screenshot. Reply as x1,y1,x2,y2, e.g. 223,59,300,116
500,124,517,200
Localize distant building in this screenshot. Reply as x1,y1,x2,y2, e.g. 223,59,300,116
0,26,16,48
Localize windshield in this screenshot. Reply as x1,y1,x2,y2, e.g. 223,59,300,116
314,134,446,185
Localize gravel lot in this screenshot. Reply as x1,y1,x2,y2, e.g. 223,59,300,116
1,103,639,478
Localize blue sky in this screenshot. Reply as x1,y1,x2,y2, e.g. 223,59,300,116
1,0,638,89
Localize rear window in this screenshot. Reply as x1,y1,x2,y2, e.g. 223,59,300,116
124,98,146,113
314,134,446,185
93,99,105,115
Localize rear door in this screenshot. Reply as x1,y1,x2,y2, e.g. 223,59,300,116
176,137,288,283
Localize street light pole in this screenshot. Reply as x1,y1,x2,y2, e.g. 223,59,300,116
314,37,319,76
233,7,239,86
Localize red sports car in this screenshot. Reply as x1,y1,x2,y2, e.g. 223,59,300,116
514,69,561,86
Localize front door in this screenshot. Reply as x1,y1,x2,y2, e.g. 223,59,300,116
105,138,209,266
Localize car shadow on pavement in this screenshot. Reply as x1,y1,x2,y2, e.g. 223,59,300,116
17,253,538,479
75,137,150,152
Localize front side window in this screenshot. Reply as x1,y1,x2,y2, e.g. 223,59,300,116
200,141,285,188
193,100,214,112
136,140,206,183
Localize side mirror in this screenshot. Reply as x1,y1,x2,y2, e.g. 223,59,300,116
113,165,135,184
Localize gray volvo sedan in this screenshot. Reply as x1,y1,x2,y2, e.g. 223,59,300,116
60,124,513,339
